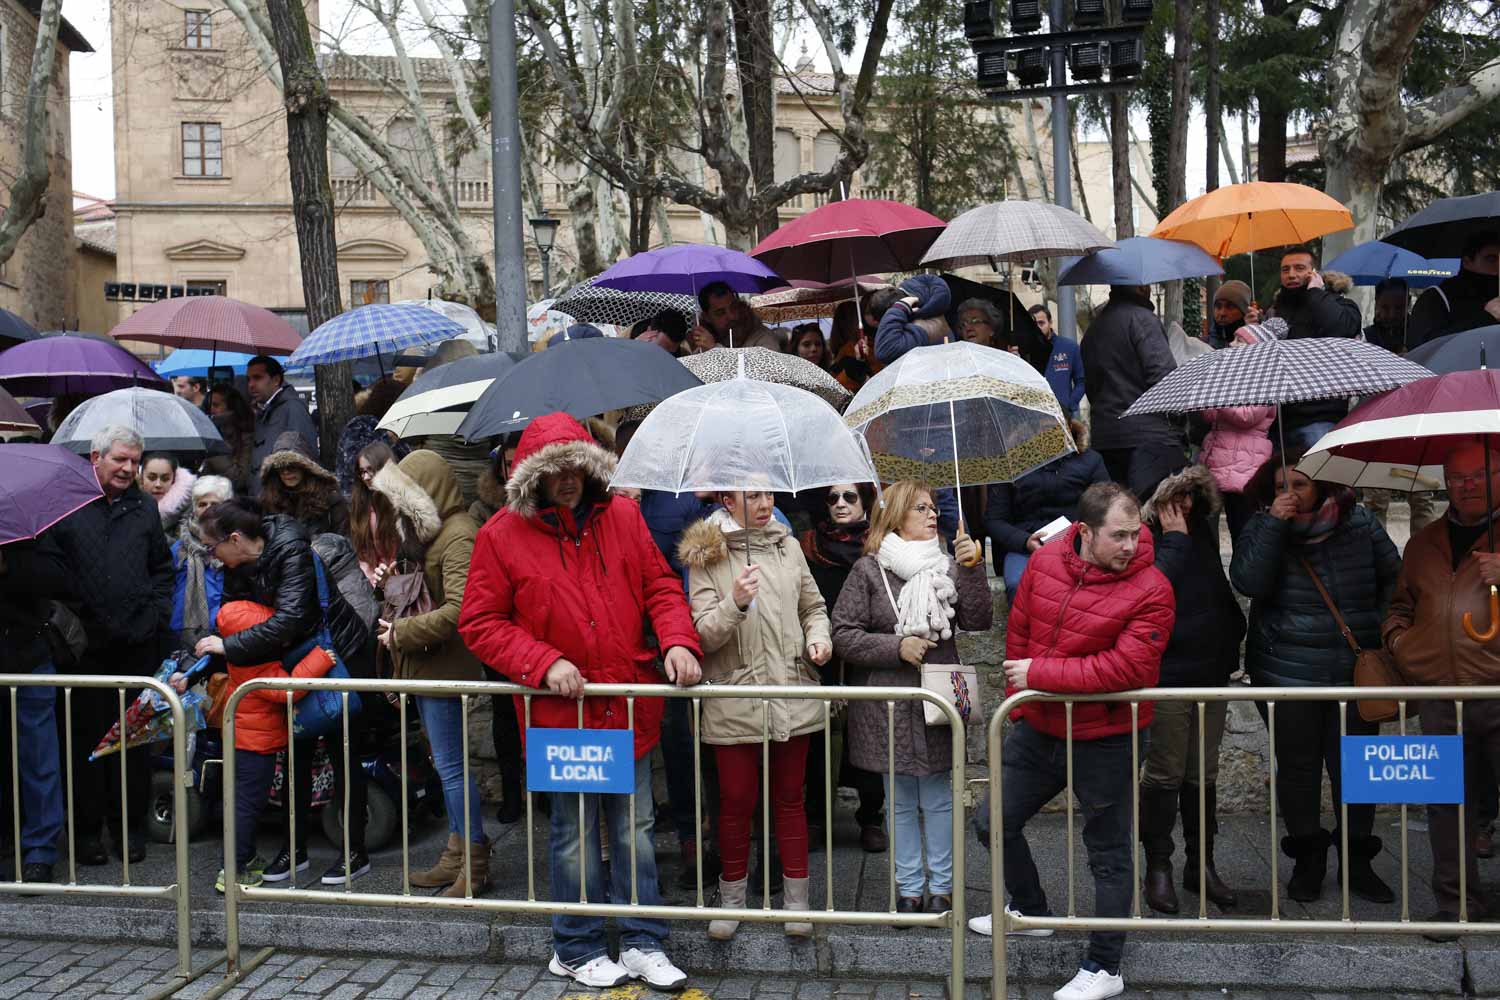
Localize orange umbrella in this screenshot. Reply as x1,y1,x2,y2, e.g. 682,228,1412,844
1151,182,1353,258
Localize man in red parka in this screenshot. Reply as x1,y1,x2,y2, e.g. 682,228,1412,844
969,482,1174,1000
458,412,702,991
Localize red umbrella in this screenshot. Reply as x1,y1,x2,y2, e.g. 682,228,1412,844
750,199,946,283
108,295,302,355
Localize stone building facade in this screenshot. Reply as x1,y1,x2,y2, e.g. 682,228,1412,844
0,0,92,330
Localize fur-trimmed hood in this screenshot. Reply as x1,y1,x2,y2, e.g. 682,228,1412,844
505,413,617,519
154,466,196,519
1143,464,1223,524
261,431,337,485
677,509,791,570
371,458,443,545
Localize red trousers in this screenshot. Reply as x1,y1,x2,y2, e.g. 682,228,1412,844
714,736,811,881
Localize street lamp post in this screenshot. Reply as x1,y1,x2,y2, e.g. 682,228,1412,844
530,215,561,299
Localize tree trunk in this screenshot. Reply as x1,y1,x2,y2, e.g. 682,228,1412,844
1109,92,1133,238
1255,93,1288,182
264,0,352,466
729,0,777,240
0,0,63,270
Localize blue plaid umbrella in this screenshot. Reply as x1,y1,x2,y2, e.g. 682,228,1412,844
287,304,466,367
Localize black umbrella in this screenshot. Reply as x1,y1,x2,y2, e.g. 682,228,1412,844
401,351,518,397
1384,192,1500,260
455,337,704,441
1404,324,1500,375
939,273,1050,374
0,309,40,349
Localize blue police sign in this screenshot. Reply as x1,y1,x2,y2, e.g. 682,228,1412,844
526,728,636,795
1341,736,1464,805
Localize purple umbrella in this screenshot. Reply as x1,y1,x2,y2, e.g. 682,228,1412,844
0,444,102,545
591,243,788,297
0,335,167,397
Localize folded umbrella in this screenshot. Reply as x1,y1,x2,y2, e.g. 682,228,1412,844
0,444,102,545
51,386,228,457
456,336,703,440
91,655,210,760
1322,240,1459,288
378,352,518,438
0,335,167,396
920,201,1113,270
592,243,788,297
551,276,698,329
288,303,467,368
1057,236,1224,287
108,295,303,355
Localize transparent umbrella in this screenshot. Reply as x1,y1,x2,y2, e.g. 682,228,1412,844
611,359,875,496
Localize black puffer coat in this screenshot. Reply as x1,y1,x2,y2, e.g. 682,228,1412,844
222,515,370,672
1229,501,1401,687
49,485,174,655
1142,467,1246,686
984,448,1110,567
0,536,72,671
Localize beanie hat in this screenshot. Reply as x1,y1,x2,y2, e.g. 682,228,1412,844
1212,279,1252,314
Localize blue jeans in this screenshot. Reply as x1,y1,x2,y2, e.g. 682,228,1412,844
1002,553,1030,597
234,748,277,870
416,696,486,844
548,754,669,963
891,773,953,896
18,663,62,864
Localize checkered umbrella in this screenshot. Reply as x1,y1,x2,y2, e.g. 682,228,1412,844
288,303,467,367
552,276,698,328
1122,338,1433,417
920,201,1114,270
620,346,851,423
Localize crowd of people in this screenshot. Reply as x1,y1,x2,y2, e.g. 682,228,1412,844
4,233,1500,1000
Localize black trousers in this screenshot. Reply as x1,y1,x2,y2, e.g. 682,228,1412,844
1270,699,1377,839
1098,444,1188,503
63,643,157,842
291,711,369,854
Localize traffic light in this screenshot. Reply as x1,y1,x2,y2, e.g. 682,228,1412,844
1014,46,1050,86
964,0,995,39
1109,36,1144,76
1069,41,1106,80
977,49,1009,88
119,283,138,301
170,285,186,298
1122,0,1154,23
1010,0,1043,33
1073,0,1106,27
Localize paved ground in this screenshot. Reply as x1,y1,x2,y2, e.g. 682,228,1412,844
0,936,1467,999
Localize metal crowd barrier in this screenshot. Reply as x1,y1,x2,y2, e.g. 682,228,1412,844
219,677,969,996
0,673,201,997
987,685,1500,995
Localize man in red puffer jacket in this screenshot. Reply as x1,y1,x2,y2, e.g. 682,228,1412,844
969,482,1174,1000
458,412,702,992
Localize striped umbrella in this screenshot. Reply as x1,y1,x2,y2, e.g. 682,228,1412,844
288,303,467,368
920,201,1114,270
108,295,302,354
552,276,698,328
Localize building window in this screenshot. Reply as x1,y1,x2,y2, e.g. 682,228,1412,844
181,123,223,177
184,10,212,48
350,279,389,307
188,280,227,296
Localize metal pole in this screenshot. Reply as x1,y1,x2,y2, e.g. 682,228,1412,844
541,249,552,300
489,0,528,353
1050,0,1077,341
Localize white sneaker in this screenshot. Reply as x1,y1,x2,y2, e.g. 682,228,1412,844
1052,966,1125,1000
619,947,688,990
967,906,1055,937
548,953,630,988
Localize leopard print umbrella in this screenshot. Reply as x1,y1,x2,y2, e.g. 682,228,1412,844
620,346,851,424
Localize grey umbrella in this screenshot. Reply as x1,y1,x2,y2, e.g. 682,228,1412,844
51,386,228,456
920,201,1114,270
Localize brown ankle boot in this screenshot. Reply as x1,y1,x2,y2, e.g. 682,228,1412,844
410,833,462,888
441,839,490,898
1144,859,1179,914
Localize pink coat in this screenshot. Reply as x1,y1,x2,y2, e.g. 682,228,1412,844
1200,405,1274,494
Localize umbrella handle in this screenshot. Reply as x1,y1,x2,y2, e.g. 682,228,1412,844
1462,585,1500,643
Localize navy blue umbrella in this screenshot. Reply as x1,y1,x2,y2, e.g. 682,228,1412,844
0,309,39,348
1057,236,1223,287
456,337,703,440
1384,192,1500,259
1323,240,1458,288
1405,325,1500,374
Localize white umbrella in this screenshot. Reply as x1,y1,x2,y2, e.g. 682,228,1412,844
396,299,496,352
52,386,227,456
611,360,875,495
377,352,517,439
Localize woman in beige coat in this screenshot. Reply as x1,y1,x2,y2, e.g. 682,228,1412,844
678,490,831,940
371,450,488,896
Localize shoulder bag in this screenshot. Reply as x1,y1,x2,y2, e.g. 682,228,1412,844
878,565,976,727
1300,557,1400,724
293,553,364,739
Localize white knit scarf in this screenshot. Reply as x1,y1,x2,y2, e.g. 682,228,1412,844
876,533,957,641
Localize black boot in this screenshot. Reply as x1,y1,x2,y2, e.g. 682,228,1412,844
1181,784,1237,908
1338,833,1395,904
1139,788,1180,914
1281,830,1332,903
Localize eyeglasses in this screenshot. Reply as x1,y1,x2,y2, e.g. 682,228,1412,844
359,466,376,482
912,503,937,515
1446,471,1498,487
826,491,859,506
205,533,231,556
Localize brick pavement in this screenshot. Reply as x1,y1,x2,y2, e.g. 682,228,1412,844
0,937,1467,999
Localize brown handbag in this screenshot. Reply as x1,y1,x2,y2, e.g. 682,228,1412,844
1300,557,1401,724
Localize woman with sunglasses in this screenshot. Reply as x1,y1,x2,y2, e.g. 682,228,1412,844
831,480,992,920
799,483,888,853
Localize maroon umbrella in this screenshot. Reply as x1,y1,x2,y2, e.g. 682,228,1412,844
0,444,102,545
108,295,302,354
0,385,40,437
750,199,946,283
0,335,167,396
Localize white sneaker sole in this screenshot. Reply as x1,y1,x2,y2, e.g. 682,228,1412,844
261,859,309,883
548,955,629,988
321,862,371,885
628,967,687,991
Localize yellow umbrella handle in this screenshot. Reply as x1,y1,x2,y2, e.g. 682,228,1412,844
1462,585,1500,643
